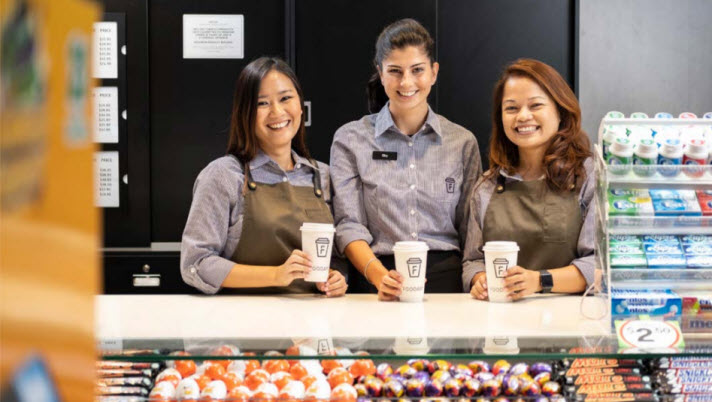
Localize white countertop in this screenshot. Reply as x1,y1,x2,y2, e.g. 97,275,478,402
95,294,610,341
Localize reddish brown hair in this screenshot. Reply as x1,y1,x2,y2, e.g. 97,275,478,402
488,58,591,192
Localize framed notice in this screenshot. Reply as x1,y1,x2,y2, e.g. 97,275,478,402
93,87,119,143
92,21,118,78
94,151,119,208
183,14,244,59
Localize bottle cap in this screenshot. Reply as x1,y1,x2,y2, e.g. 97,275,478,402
637,139,657,154
687,139,708,154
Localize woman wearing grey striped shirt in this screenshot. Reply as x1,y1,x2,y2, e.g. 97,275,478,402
181,57,347,296
330,19,482,300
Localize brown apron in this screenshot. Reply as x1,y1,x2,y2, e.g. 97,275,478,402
227,158,334,294
483,174,582,272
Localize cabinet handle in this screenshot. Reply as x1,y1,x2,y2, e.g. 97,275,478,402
142,264,150,273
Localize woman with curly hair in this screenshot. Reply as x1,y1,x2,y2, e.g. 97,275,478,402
463,58,594,300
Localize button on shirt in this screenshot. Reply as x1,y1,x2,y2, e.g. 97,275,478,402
462,158,596,291
180,151,332,294
330,103,482,256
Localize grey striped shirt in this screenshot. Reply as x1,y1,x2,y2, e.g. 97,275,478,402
462,157,596,292
180,151,332,294
330,103,482,256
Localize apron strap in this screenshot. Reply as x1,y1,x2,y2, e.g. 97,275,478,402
308,158,323,198
243,160,257,192
496,173,506,193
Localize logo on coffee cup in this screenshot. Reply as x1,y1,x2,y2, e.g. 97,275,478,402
445,177,455,193
315,237,330,257
407,257,422,278
317,339,332,354
493,257,509,278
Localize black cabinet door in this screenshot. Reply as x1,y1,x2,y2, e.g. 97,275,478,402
150,0,285,242
438,0,575,169
294,0,437,164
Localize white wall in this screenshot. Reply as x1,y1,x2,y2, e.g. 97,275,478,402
579,0,712,141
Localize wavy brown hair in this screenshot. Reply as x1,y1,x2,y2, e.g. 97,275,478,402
227,57,310,164
488,58,591,192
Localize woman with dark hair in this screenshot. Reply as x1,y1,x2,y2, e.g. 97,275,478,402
181,57,347,295
464,58,594,300
330,19,482,300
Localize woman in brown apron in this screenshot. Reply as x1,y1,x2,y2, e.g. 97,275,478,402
181,57,347,296
463,59,595,301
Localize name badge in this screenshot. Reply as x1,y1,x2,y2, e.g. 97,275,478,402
372,151,397,161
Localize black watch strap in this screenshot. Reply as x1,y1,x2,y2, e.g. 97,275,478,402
539,270,553,293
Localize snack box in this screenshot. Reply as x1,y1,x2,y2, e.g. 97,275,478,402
610,235,643,245
686,254,712,268
611,288,681,320
644,243,684,255
680,235,712,245
642,235,680,245
609,195,654,216
610,243,645,254
646,254,687,268
609,188,650,198
683,293,712,315
648,189,697,200
652,199,702,216
610,253,648,268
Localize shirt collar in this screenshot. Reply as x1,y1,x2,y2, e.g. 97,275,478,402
250,149,319,172
374,102,442,138
499,169,545,181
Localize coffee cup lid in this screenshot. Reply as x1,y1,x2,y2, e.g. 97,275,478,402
392,241,429,252
300,223,335,232
482,241,519,252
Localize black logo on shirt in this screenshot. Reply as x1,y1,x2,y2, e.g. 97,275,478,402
445,177,455,193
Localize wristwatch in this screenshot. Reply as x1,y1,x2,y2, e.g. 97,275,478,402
539,270,553,293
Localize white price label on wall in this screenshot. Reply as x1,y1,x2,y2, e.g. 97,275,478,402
615,319,684,350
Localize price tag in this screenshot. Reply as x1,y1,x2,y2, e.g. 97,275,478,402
615,319,684,350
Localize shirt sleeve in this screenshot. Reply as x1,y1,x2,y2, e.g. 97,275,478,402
330,125,374,254
457,134,483,250
462,179,489,292
317,161,349,277
180,161,240,294
571,158,596,286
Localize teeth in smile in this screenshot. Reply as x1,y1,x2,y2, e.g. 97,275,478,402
399,90,417,97
517,126,538,133
268,121,289,129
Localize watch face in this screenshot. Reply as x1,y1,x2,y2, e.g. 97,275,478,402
540,271,554,292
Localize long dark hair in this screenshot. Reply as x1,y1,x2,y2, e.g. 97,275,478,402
226,57,310,163
366,18,435,113
488,58,591,192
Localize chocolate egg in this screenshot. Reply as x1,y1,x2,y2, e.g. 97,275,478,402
383,380,404,398
541,380,561,397
533,372,551,387
413,371,430,383
424,379,443,397
509,363,528,376
481,379,501,397
431,369,452,384
493,397,510,402
405,378,425,397
549,394,567,402
462,378,481,397
502,375,520,396
520,379,541,396
492,360,511,376
375,363,393,381
363,378,383,397
467,360,490,374
450,364,473,380
474,372,495,383
407,359,429,372
354,383,368,397
443,378,462,397
529,362,552,377
427,360,451,374
396,364,417,379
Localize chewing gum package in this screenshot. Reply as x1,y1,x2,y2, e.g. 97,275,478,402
611,289,681,321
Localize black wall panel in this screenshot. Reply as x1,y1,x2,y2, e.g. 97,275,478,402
101,0,151,246
149,0,285,241
438,0,575,169
294,0,437,164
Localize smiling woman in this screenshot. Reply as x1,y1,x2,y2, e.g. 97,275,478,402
180,57,347,296
330,19,482,300
463,58,594,302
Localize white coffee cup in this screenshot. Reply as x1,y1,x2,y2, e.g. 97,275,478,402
392,241,429,302
300,223,335,282
482,241,519,303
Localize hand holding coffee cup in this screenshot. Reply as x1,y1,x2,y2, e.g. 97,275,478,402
300,223,335,283
392,241,429,302
481,241,519,303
